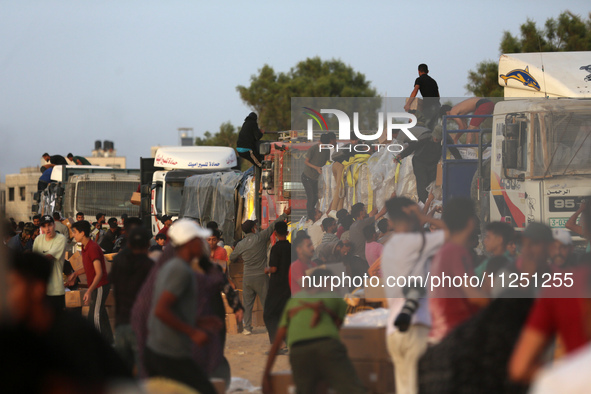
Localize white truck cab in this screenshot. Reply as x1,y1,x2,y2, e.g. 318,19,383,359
148,146,238,235
490,52,591,236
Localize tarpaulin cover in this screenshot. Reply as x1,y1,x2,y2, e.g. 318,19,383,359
317,164,335,213
316,147,418,215
179,171,243,242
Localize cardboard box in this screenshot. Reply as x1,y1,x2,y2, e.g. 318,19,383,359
232,275,244,291
271,371,295,394
270,371,331,394
352,360,395,394
226,313,243,335
228,261,244,277
65,289,87,308
405,97,423,112
222,293,234,314
340,326,391,362
253,295,263,312
364,278,386,300
69,252,87,285
130,191,141,205
105,289,115,307
252,310,265,327
210,378,225,394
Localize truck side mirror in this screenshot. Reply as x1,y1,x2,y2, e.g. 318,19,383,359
141,198,150,215
259,142,271,156
141,184,150,196
261,161,274,190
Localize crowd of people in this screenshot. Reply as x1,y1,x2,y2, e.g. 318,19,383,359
2,212,248,393
1,63,587,393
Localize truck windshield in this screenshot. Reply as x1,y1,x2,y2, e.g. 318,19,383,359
534,112,591,177
165,181,184,216
76,181,140,217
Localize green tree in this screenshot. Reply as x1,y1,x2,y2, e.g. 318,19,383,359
195,121,239,147
466,11,591,96
237,57,378,131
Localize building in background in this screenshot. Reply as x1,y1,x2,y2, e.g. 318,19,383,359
0,175,6,218
5,167,40,222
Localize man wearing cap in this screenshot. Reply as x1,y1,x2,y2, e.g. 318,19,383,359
230,206,291,335
32,215,67,312
550,228,578,268
6,222,36,252
145,219,217,394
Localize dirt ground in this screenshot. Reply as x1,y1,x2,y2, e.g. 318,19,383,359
225,327,290,391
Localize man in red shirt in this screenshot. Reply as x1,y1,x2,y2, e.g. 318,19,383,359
289,233,317,295
70,220,113,344
429,198,488,343
509,223,589,384
207,229,227,272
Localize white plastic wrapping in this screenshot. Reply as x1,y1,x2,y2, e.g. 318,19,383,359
395,155,418,200
343,307,390,327
317,164,335,213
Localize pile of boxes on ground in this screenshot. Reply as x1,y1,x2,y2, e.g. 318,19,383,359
225,259,264,334
271,309,395,394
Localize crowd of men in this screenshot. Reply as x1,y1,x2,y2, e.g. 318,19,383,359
1,63,587,393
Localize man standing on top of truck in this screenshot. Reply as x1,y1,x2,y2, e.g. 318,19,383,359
236,112,264,168
302,133,332,221
404,63,441,130
230,206,291,335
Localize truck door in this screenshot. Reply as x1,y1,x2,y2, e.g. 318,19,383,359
489,114,530,228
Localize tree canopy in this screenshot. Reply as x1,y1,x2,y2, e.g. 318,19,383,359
195,121,238,148
466,11,591,97
237,57,378,131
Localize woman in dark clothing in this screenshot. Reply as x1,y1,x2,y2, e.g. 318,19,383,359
236,112,264,167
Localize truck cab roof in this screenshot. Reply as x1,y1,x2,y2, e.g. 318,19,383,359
154,146,238,170
50,165,113,182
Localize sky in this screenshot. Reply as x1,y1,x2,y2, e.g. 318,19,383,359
1,0,590,181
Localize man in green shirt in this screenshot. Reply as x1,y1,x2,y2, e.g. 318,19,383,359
262,269,365,394
67,153,92,165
